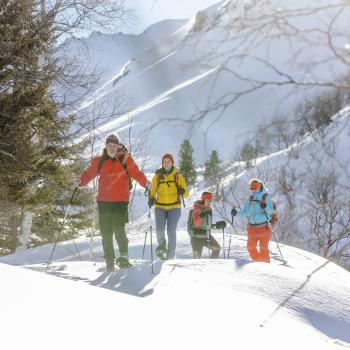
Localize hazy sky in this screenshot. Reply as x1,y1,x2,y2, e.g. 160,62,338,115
121,0,221,34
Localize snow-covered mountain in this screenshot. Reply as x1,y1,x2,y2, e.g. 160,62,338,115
62,0,348,164
1,230,349,350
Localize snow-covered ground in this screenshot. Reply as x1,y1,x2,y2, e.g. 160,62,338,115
1,227,349,350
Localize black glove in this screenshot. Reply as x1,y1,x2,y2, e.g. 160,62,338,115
178,187,185,195
260,202,267,209
215,220,226,229
148,197,155,208
231,207,237,216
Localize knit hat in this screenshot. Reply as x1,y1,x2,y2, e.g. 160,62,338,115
105,134,119,145
201,192,213,201
162,153,174,164
249,178,263,191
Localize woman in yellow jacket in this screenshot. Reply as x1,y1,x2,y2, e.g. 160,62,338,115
149,153,189,260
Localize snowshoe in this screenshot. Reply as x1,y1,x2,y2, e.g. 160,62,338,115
116,256,133,268
155,243,167,260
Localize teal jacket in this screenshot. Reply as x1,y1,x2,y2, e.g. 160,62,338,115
236,188,274,225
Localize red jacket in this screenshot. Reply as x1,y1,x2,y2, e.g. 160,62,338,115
79,152,147,202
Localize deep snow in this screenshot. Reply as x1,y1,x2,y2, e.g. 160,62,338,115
1,227,349,350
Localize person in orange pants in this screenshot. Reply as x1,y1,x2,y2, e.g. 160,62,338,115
231,178,275,263
246,224,272,263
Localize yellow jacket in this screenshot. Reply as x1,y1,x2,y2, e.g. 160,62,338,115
150,167,189,210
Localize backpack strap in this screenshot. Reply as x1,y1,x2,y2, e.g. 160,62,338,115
174,172,180,203
261,193,276,209
250,193,267,203
118,154,133,190
118,154,130,178
154,170,181,205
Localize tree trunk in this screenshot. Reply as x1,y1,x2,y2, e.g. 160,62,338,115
16,211,33,253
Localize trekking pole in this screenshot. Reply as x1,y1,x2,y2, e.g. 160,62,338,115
206,214,211,258
47,187,81,268
142,187,150,261
222,227,226,259
148,207,154,274
228,214,234,259
142,228,148,261
264,211,287,265
228,214,241,259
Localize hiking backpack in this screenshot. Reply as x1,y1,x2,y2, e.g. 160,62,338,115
187,207,212,238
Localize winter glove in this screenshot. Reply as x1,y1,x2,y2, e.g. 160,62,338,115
215,220,226,229
178,187,185,195
231,207,237,217
148,197,155,208
260,202,267,209
145,180,153,190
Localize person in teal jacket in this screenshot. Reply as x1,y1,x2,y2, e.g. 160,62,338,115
231,178,275,262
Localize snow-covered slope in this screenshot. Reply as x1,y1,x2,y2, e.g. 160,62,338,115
63,0,349,164
212,106,350,265
1,229,349,350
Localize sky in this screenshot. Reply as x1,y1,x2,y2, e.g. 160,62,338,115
121,0,222,34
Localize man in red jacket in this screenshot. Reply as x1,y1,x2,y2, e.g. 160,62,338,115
77,134,152,271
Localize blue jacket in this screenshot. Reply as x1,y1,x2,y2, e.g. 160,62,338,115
236,188,274,225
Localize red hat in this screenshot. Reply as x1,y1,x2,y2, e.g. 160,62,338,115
162,153,174,164
201,192,213,201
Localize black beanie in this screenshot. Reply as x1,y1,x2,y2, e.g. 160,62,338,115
105,134,119,145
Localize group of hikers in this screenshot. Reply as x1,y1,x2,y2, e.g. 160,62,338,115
77,134,277,272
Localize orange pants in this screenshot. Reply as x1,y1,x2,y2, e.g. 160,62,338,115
247,224,272,263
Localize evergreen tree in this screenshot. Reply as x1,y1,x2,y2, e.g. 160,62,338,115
204,150,222,185
179,139,197,187
0,0,86,254
0,0,132,255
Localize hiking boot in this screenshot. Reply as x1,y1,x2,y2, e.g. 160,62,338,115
166,252,175,260
116,256,133,268
155,242,167,260
106,258,115,272
193,251,201,259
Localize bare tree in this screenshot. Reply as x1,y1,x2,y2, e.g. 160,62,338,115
183,0,350,124
305,168,350,266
